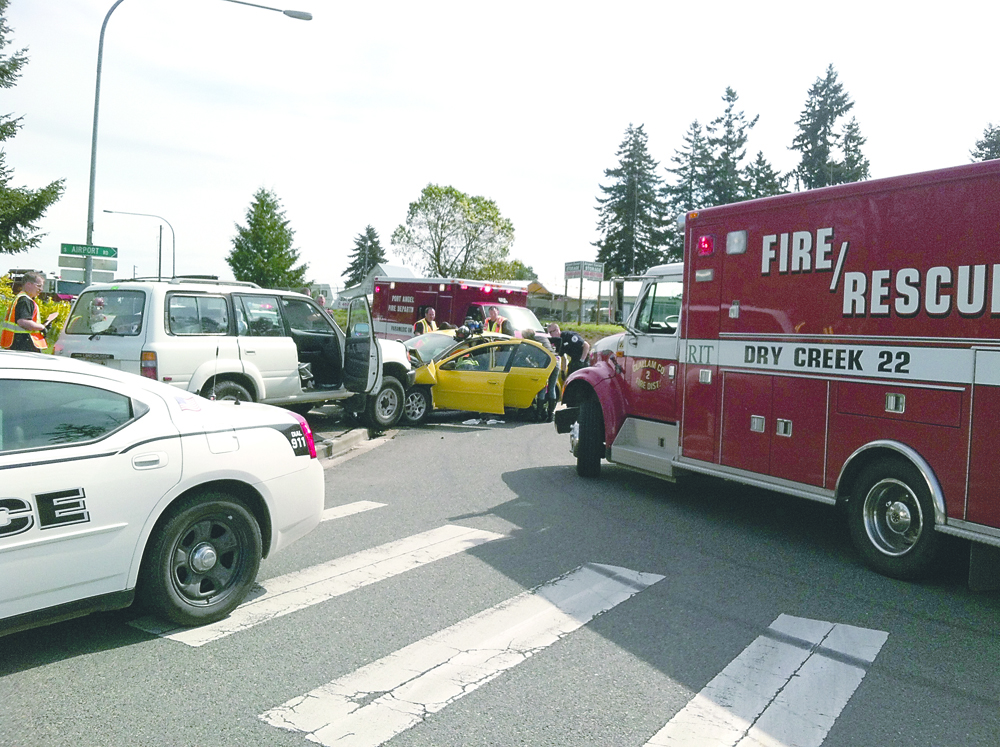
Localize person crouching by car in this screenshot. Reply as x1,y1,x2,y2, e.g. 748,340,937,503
1,271,51,352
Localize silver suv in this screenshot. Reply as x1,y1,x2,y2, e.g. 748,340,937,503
54,278,413,428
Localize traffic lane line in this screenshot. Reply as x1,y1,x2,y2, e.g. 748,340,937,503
131,524,502,647
645,614,888,747
260,562,665,747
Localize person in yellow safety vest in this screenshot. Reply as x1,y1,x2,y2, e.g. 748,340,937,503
483,306,513,335
1,271,52,352
413,307,438,335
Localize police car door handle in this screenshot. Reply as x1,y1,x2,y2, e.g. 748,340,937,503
132,452,168,470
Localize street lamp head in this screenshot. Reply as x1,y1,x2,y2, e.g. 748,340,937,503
283,9,312,19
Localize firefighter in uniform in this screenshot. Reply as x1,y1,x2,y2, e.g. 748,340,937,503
413,307,438,335
484,306,513,335
2,271,50,352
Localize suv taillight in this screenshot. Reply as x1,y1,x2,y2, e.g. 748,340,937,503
290,412,318,459
140,351,158,380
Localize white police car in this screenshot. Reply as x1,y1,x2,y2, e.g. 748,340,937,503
0,350,324,636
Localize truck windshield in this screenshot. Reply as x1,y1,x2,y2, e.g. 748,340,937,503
64,290,146,337
496,305,544,334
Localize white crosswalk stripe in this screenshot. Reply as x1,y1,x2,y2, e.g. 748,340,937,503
130,524,503,646
645,614,888,747
321,501,387,522
259,563,665,747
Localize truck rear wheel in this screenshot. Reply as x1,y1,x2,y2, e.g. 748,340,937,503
576,396,604,478
848,458,941,580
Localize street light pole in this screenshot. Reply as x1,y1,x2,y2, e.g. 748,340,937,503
85,0,311,284
103,209,176,278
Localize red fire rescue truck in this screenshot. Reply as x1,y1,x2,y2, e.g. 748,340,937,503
371,276,546,340
556,160,1000,584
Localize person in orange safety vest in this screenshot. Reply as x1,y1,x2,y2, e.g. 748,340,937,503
413,307,438,335
1,271,51,352
483,306,513,335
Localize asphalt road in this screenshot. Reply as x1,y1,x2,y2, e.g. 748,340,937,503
2,417,999,747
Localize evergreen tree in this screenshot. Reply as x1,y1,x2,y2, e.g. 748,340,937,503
971,123,1000,161
705,87,758,206
790,64,869,189
342,225,386,287
661,120,712,261
840,117,871,182
226,188,308,288
0,0,64,254
593,123,668,277
743,151,787,200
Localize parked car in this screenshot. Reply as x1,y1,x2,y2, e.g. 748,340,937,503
402,329,556,425
0,351,324,636
53,278,414,428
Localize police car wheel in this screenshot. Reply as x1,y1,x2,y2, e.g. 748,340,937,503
140,494,262,626
848,458,941,581
364,375,404,429
576,396,604,479
402,387,431,425
204,379,253,402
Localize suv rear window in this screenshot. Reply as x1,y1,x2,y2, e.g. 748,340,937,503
64,290,146,336
168,294,229,335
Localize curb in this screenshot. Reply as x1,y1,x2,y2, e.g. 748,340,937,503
318,429,369,460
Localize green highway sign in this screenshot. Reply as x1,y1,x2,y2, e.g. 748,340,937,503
61,243,118,258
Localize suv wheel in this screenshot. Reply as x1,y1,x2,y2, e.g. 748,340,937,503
364,375,404,429
204,380,253,402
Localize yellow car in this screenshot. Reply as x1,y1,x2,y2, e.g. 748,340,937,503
402,329,557,425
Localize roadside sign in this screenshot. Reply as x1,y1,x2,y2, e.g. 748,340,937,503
565,261,605,281
58,255,118,271
60,268,115,283
61,243,118,259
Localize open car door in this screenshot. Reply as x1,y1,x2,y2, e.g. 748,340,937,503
344,296,381,394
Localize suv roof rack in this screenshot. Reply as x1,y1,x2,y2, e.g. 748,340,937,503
114,276,261,288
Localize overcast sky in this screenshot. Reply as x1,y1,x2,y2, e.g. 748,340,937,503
4,0,997,294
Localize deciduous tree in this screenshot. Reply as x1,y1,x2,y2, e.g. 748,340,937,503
391,184,514,277
0,0,64,254
226,188,308,288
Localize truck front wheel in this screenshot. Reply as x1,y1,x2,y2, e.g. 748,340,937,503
364,375,404,430
576,396,604,478
847,458,941,580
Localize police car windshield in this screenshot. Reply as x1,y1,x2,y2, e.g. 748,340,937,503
64,290,145,336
